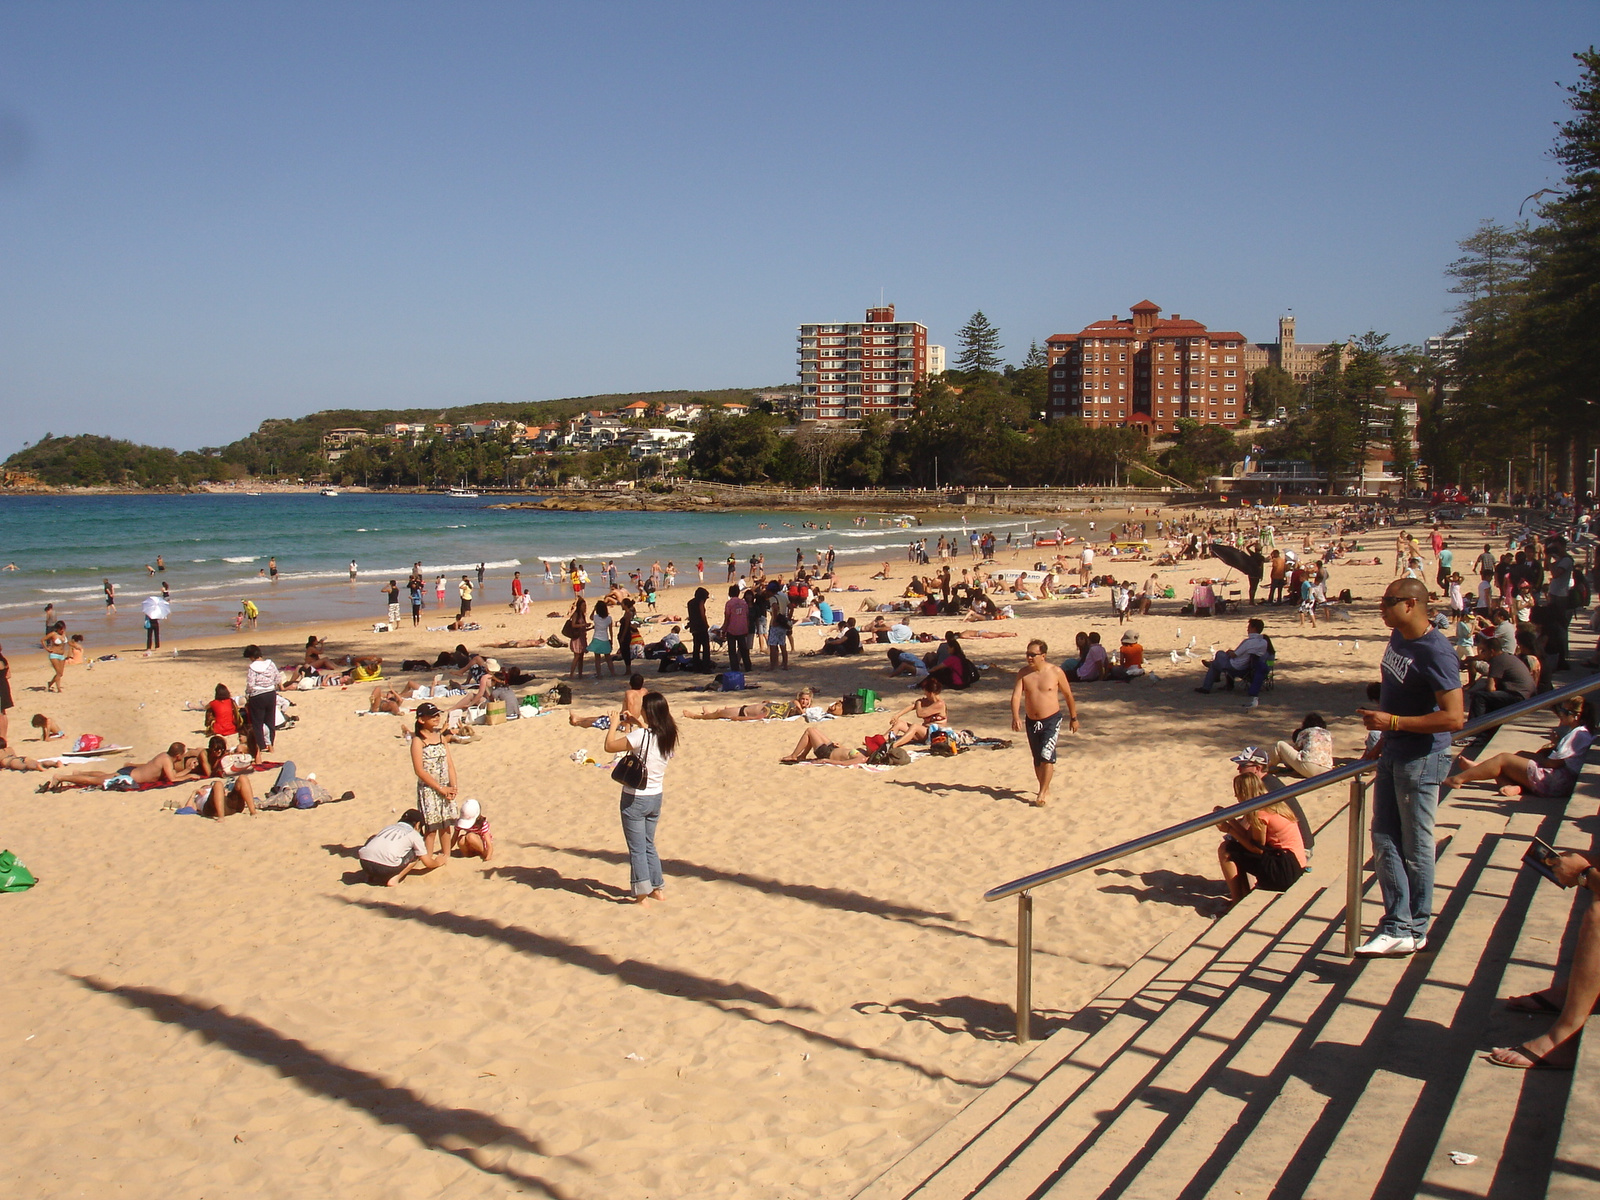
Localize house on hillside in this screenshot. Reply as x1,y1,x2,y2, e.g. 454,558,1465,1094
630,428,695,461
322,427,370,462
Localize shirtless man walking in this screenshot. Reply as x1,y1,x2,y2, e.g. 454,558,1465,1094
1011,638,1080,807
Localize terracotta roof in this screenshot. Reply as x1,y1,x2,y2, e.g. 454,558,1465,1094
1130,300,1161,313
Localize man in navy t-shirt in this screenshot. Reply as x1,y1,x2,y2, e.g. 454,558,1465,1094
1355,576,1465,956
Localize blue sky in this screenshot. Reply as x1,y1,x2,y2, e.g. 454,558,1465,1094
0,2,1592,455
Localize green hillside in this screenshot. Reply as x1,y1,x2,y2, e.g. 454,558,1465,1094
3,387,785,487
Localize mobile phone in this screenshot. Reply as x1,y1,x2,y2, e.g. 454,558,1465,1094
1523,836,1564,886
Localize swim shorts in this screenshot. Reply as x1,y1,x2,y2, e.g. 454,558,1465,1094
1026,713,1062,764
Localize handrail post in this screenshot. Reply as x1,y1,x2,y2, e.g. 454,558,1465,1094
1016,891,1034,1044
1344,775,1368,956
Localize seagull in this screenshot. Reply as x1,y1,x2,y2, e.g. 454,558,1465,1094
1170,649,1181,664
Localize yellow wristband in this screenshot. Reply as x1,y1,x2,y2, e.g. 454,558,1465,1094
1390,715,1399,732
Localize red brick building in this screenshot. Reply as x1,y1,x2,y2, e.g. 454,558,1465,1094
1045,301,1249,433
797,305,929,423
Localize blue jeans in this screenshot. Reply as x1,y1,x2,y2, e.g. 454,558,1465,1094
1370,748,1452,939
1201,653,1267,696
620,791,664,896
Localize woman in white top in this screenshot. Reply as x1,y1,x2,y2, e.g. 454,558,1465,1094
603,691,679,902
242,644,280,764
589,600,618,679
1445,696,1595,798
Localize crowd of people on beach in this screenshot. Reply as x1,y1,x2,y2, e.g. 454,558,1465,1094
8,493,1600,1076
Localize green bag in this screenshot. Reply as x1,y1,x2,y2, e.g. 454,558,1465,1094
0,849,37,892
856,687,879,713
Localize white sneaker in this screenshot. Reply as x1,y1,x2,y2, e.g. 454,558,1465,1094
1354,932,1415,956
1412,936,1428,952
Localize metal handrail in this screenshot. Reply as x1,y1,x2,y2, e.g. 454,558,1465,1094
990,669,1600,1042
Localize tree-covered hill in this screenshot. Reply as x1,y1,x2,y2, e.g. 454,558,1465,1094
2,387,781,487
3,434,215,487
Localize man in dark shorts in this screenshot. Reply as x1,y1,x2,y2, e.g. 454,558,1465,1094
1010,638,1080,807
1355,576,1465,956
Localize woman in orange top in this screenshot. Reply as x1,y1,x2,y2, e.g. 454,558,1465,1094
1214,772,1307,904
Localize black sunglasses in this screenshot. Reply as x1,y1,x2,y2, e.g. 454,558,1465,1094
1380,595,1413,607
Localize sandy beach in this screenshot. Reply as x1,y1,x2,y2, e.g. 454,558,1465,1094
0,510,1452,1198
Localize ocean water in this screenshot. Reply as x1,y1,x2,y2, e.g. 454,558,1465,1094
0,493,1050,646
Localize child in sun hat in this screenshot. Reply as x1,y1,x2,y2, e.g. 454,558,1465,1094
454,797,493,861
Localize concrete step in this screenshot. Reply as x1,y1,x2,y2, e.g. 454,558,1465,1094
858,710,1595,1200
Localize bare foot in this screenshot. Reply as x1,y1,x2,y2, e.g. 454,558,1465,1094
646,889,666,902
1031,797,1048,808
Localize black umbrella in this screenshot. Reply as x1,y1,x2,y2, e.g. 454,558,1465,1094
1209,542,1266,582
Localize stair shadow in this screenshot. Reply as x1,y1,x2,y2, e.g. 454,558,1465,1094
342,898,994,1087
1093,867,1231,916
72,975,577,1198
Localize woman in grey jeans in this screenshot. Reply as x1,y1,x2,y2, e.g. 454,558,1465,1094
603,691,679,903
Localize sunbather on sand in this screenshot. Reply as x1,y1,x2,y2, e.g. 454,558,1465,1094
689,687,814,721
570,674,651,728
46,743,200,791
1,738,55,772
780,724,867,764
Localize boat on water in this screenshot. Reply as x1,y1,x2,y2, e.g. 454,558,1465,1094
320,488,340,497
449,486,480,498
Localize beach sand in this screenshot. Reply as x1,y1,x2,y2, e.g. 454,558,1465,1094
0,513,1450,1198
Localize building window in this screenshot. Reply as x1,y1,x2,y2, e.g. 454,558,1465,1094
1224,384,1237,392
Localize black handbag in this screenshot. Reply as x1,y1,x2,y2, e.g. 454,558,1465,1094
610,730,650,789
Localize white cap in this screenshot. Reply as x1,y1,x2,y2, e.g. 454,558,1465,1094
456,798,481,829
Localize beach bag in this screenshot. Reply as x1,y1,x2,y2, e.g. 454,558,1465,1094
856,688,879,713
545,634,565,649
72,734,103,754
0,850,37,892
718,671,746,692
560,616,580,639
610,731,651,790
928,728,958,757
839,694,864,716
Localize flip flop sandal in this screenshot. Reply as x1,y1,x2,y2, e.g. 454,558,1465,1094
1506,992,1561,1014
1486,1043,1572,1070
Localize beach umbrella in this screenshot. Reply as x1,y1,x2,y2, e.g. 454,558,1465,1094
1208,542,1265,583
141,596,171,620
